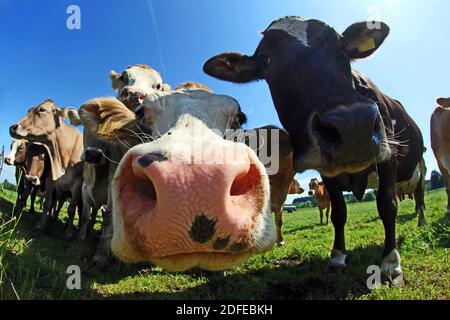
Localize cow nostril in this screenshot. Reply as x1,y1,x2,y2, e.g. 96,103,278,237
315,117,343,146
10,124,18,133
135,107,145,121
230,164,260,197
137,152,167,168
135,178,157,203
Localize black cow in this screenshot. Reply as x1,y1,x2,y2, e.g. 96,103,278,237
204,16,425,286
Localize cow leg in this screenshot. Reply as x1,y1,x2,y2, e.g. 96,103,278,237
66,201,77,240
414,176,427,227
376,161,404,287
319,207,324,225
442,172,450,218
29,187,38,216
12,175,26,217
325,205,331,225
52,199,65,222
274,210,285,247
323,177,348,270
88,208,99,234
79,185,92,241
36,186,55,231
91,206,112,269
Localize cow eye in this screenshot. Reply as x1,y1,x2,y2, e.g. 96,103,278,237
155,84,161,90
38,108,46,113
121,72,129,85
259,54,271,68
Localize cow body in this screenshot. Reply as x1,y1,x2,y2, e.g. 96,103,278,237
204,16,426,285
9,100,84,231
431,98,450,218
309,178,331,225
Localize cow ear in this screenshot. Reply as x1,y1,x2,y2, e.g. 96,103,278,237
203,52,260,83
437,98,450,109
342,22,390,59
55,108,82,126
79,102,101,134
110,70,122,91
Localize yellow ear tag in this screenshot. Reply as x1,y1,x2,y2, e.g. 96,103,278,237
358,38,376,53
97,123,108,136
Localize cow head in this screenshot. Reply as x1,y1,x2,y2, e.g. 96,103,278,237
175,82,213,93
289,179,304,195
9,100,80,141
204,17,392,177
24,144,48,186
79,97,148,167
110,65,171,111
4,140,27,166
111,114,275,272
308,178,321,196
135,85,247,138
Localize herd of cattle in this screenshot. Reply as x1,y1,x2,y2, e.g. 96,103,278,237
2,17,450,285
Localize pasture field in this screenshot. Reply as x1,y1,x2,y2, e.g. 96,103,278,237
0,188,448,300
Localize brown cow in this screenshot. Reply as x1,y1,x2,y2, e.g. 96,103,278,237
15,143,49,217
9,99,83,231
309,178,331,225
431,97,450,219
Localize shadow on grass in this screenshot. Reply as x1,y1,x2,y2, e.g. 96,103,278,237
0,195,393,300
85,244,386,300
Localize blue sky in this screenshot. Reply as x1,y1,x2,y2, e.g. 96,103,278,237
1,0,449,203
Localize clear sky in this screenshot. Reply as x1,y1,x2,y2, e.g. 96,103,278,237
1,0,449,203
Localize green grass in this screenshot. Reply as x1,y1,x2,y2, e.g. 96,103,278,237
0,188,448,300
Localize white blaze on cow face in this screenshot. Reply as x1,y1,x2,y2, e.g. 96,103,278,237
139,89,243,138
4,140,27,166
111,115,275,272
265,16,309,45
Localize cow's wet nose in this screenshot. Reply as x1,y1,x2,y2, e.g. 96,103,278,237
84,147,104,164
4,156,12,166
314,104,382,165
9,124,18,136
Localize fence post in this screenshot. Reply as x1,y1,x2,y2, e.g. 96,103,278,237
0,146,4,192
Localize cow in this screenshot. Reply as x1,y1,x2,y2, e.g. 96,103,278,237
51,161,84,239
138,88,303,248
203,16,426,285
15,143,49,217
308,178,331,225
431,97,450,219
78,97,152,267
175,82,213,93
111,114,275,272
367,158,428,226
4,140,29,216
109,64,171,111
9,99,84,231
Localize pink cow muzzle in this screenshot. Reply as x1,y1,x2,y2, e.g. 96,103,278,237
111,131,275,272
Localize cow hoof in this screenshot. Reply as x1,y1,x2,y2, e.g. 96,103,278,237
381,271,405,288
329,249,348,271
381,249,404,287
418,217,428,227
90,255,110,270
277,241,286,248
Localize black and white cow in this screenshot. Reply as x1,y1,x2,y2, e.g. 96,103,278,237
204,16,425,286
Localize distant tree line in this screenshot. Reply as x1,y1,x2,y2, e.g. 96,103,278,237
2,179,17,192
293,171,447,209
